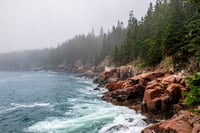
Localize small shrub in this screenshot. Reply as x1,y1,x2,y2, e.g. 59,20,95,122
184,73,200,107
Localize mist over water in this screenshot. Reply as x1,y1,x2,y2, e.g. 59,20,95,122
0,71,147,133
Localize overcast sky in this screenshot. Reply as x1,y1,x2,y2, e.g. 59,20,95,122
0,0,156,53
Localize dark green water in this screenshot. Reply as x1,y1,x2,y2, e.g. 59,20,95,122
0,71,147,133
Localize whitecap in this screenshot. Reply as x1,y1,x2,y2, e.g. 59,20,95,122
26,105,147,133
26,107,117,132
98,107,147,133
10,102,50,108
77,79,93,84
0,102,52,114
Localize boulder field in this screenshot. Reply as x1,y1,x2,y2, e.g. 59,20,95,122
93,67,200,132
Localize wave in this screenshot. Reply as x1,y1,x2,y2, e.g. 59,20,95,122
0,102,51,114
98,111,147,133
26,105,147,133
10,102,50,108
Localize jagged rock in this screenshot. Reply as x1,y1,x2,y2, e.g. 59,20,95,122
131,72,164,81
172,104,183,114
141,73,187,118
146,81,164,90
98,68,188,119
188,115,200,125
106,81,127,91
93,87,100,91
158,111,193,133
141,123,160,133
105,124,128,132
95,67,200,133
125,118,134,122
93,65,139,87
166,83,187,103
115,94,127,102
192,121,200,133
142,118,160,125
83,70,95,78
142,110,199,133
161,74,185,86
143,88,170,114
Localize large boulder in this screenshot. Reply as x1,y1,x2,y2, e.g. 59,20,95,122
142,110,199,133
93,65,140,87
161,74,185,86
106,80,127,91
100,69,188,119
141,73,187,118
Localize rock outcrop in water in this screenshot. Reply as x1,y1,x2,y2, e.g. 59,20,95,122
96,68,188,119
93,65,139,87
93,66,200,133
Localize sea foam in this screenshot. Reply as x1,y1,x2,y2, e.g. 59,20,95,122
27,104,147,133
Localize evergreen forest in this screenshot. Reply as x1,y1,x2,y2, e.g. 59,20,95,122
0,0,199,71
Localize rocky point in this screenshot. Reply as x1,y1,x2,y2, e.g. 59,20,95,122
93,66,200,132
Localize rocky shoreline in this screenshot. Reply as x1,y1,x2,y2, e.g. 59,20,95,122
92,66,200,133
3,64,199,132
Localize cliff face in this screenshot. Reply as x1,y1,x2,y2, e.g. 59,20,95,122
93,66,200,132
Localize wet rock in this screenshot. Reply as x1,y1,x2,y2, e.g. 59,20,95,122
189,115,200,125
141,123,160,133
158,111,193,133
93,87,100,91
82,70,96,78
141,73,188,118
116,94,127,102
106,81,126,91
98,68,189,120
142,110,200,133
142,118,160,124
93,65,139,87
129,105,141,112
105,124,128,133
192,121,200,133
161,74,185,85
125,118,134,122
172,104,183,114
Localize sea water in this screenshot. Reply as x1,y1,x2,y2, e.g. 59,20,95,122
0,71,147,133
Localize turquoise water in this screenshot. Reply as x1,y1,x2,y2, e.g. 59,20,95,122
0,71,147,133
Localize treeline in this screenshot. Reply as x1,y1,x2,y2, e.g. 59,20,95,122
49,21,126,67
0,49,52,70
112,0,200,70
0,0,199,70
0,22,126,69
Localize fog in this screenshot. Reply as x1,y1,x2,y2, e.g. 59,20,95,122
0,0,156,53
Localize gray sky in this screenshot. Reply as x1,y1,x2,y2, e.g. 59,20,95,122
0,0,156,53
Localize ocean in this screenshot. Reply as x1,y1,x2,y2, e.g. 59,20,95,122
0,71,147,133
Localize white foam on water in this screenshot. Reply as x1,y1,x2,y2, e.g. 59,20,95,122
98,107,147,133
26,104,147,133
10,102,51,108
24,74,147,133
26,106,116,132
81,80,93,85
44,74,54,77
0,102,52,114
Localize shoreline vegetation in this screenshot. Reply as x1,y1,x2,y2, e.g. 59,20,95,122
0,0,200,132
